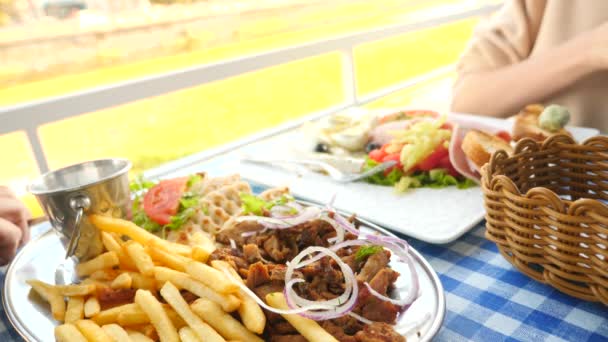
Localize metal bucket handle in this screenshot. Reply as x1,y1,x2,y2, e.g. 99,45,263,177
65,195,91,258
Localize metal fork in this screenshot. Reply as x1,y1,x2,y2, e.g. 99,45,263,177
241,157,397,183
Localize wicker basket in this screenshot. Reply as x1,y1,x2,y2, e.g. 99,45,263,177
481,134,608,305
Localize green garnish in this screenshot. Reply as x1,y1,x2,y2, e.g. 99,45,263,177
165,207,196,231
363,158,403,186
240,193,293,216
130,174,156,193
179,193,200,210
132,203,162,232
363,157,477,192
355,245,383,261
130,175,205,232
457,178,477,189
186,174,203,188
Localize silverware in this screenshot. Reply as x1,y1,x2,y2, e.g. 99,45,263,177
241,157,397,183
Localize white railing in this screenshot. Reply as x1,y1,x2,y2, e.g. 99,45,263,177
0,2,499,175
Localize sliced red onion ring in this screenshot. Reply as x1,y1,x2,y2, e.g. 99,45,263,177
329,210,360,236
241,228,267,238
330,238,419,306
236,206,321,229
317,215,345,244
284,246,359,320
348,312,374,325
270,205,299,219
364,282,410,306
221,269,334,315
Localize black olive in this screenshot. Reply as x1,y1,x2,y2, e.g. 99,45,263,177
365,142,381,153
314,142,331,153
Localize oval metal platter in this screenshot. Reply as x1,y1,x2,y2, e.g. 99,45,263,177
3,208,445,342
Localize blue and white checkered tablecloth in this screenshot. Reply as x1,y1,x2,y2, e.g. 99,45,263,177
2,221,606,342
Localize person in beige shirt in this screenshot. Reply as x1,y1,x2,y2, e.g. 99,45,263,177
451,0,608,133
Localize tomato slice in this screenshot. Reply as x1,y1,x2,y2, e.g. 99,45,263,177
143,177,188,225
496,131,512,143
368,149,386,162
438,155,459,177
417,145,449,171
379,110,439,124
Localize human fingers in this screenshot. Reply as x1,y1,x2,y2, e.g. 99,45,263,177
0,217,23,266
0,196,30,232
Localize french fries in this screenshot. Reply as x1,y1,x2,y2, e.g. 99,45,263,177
111,273,133,289
153,267,240,312
27,280,66,321
102,324,131,342
117,310,149,326
75,319,113,342
134,289,179,342
55,323,88,342
84,296,101,318
65,296,85,324
266,292,339,342
127,330,154,342
178,326,201,342
126,272,156,291
116,305,186,329
190,232,216,263
89,215,192,256
92,303,139,325
125,241,155,277
191,298,263,342
146,242,190,272
211,260,266,334
57,284,97,297
76,251,119,277
101,232,138,271
185,261,239,294
160,282,225,342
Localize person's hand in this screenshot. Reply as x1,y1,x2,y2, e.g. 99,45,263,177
0,186,31,265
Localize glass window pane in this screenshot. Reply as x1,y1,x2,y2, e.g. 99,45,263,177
1,0,492,105
39,53,343,174
355,18,478,95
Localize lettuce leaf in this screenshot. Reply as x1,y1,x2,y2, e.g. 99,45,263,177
363,158,477,192
355,245,383,261
362,158,403,186
240,193,293,216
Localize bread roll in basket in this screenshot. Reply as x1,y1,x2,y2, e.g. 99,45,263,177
481,134,608,304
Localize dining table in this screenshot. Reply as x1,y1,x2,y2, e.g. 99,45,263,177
1,121,607,342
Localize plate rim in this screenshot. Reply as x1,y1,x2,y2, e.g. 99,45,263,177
2,226,55,342
3,206,445,342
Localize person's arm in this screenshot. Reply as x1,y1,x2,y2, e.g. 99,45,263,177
0,186,31,265
452,22,608,117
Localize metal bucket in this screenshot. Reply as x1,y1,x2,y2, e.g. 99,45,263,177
28,159,131,261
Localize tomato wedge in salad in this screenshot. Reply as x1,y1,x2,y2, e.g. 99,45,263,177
416,145,449,171
143,177,188,225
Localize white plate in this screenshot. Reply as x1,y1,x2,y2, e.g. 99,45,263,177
235,112,600,243
4,218,445,342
